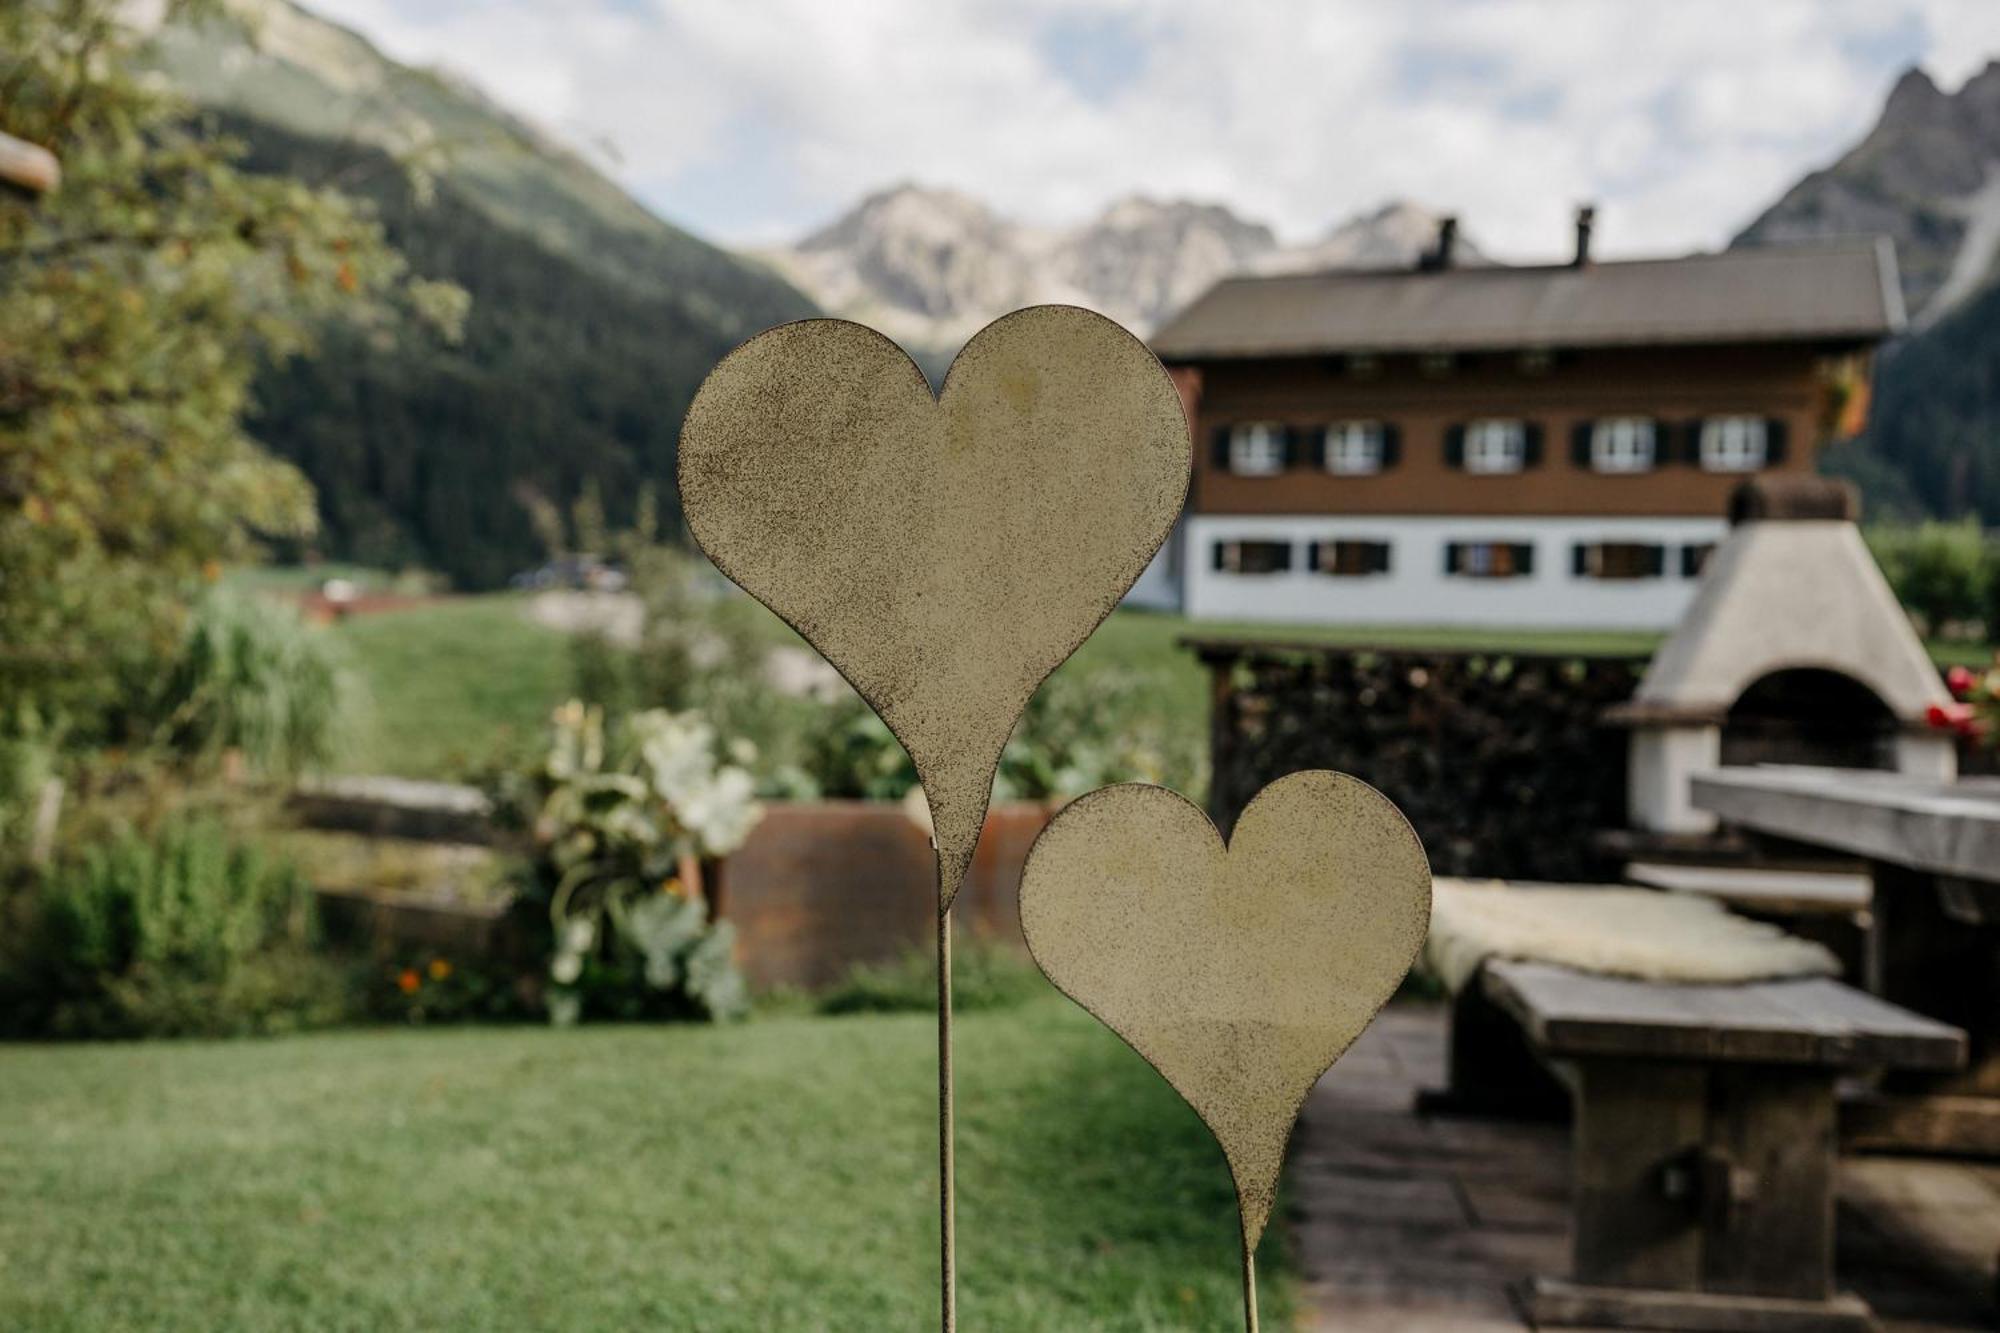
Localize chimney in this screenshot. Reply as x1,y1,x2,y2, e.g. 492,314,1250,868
1572,204,1595,268
1418,216,1458,272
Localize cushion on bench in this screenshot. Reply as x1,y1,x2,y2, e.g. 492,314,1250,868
1424,878,1840,996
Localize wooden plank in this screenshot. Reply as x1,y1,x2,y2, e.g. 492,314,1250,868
1745,977,1964,1072
1701,1067,1835,1301
1571,1060,1706,1291
1692,766,2000,884
1526,1277,1874,1331
1482,960,1965,1071
1842,1092,2000,1157
1625,861,1870,916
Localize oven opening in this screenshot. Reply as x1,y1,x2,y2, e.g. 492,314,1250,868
1720,668,1898,771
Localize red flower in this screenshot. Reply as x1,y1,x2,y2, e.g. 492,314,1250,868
1946,665,1977,699
1928,701,1977,734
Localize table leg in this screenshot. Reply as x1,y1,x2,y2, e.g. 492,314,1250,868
1847,862,2000,1156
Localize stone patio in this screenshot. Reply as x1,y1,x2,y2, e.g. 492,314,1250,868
1291,1002,2000,1331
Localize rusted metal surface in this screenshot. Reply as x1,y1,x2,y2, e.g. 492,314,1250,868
680,305,1189,914
1018,770,1432,1309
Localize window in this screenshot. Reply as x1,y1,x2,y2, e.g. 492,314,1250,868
1309,540,1392,576
1589,418,1657,473
1212,540,1293,575
1681,543,1717,578
1462,420,1527,474
1700,417,1768,472
1324,422,1387,475
1571,542,1666,580
1227,423,1287,476
1444,541,1536,579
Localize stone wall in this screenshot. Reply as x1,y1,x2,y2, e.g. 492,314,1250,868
1195,640,1645,881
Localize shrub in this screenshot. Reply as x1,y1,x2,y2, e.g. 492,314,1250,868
0,814,353,1037
1868,521,1993,638
152,589,349,775
372,952,529,1025
818,941,1049,1016
512,702,758,1024
788,667,1199,803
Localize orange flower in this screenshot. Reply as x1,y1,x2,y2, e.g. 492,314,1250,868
427,958,453,982
396,968,422,994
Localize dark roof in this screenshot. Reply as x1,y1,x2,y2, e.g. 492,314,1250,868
1150,239,1903,361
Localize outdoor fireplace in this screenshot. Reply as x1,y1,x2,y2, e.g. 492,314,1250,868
1615,478,1955,836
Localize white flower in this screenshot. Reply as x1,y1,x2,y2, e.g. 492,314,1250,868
680,765,762,855
631,709,719,808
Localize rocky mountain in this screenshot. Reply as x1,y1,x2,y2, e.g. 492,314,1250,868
1737,62,2000,527
142,0,817,588
1736,62,2000,324
1253,200,1488,276
761,185,1472,365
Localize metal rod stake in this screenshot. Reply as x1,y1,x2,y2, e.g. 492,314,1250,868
1242,1235,1259,1333
939,897,956,1332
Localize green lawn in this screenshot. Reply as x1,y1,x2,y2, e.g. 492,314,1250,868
0,998,1293,1332
304,578,1992,783
329,595,572,778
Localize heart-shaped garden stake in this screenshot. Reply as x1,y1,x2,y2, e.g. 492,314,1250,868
679,306,1189,912
680,305,1189,1328
1019,771,1432,1330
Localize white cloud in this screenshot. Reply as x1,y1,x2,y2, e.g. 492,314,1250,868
303,0,1996,258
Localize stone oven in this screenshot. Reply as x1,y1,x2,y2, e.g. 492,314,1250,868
1615,478,1955,836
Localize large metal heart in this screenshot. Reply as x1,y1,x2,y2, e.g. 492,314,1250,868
679,306,1189,910
1019,772,1432,1251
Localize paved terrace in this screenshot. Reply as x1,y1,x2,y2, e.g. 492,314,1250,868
1293,1003,1999,1331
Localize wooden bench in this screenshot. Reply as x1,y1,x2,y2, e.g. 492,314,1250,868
1463,958,1965,1331
1624,861,1874,982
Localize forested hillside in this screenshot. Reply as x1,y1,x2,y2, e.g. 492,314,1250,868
1824,276,2000,524
151,0,817,587
233,118,792,587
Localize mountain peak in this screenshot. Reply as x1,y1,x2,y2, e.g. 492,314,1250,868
1883,65,1944,114
1734,59,2000,319
768,186,1486,354
1256,199,1482,275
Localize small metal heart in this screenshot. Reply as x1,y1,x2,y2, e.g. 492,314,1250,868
679,306,1189,910
1019,772,1432,1251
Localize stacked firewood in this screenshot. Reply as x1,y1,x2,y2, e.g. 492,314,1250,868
1200,643,1644,881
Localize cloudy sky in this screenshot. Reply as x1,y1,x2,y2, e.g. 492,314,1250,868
309,0,2000,261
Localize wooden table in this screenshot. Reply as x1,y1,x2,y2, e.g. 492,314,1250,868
1693,765,2000,1154
1482,958,1964,1331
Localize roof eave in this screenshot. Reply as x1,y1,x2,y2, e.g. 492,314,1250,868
1151,328,1894,364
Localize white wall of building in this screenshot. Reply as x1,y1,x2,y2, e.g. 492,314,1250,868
1123,521,1184,611
1181,513,1729,630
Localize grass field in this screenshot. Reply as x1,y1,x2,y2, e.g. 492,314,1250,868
0,997,1294,1332
300,576,1990,782
328,595,572,777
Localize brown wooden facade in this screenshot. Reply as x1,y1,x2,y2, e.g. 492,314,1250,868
1180,342,1867,521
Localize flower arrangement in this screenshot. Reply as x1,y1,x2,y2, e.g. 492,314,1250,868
523,702,761,1024
1930,661,1999,748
